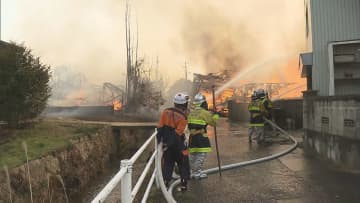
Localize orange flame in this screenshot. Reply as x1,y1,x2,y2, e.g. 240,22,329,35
113,100,122,111
65,89,86,106
270,58,306,98
197,57,305,109
199,89,234,111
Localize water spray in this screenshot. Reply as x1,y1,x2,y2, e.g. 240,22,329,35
215,54,297,96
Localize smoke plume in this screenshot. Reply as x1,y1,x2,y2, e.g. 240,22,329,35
181,4,259,72
4,0,306,98
180,0,306,82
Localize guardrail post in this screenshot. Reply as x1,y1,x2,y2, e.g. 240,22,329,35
121,159,133,203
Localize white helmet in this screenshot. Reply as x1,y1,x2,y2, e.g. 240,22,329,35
193,93,206,105
173,93,188,104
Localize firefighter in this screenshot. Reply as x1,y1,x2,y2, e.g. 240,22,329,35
259,89,274,137
248,90,266,144
188,93,219,180
157,93,190,191
259,89,273,119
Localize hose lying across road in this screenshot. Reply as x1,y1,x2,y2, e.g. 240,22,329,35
167,118,298,202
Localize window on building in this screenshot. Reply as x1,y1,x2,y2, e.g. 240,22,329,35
332,42,360,95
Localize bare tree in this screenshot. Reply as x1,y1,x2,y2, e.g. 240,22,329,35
125,0,142,109
125,0,131,104
125,1,136,103
124,0,165,113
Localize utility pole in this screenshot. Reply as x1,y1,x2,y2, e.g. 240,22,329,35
156,56,159,81
183,61,188,80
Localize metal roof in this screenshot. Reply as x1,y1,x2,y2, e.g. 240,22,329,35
300,52,313,66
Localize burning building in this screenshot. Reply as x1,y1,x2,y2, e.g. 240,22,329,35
193,68,305,120
193,70,234,111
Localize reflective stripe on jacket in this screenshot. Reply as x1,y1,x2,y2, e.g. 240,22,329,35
248,100,265,126
188,106,219,153
261,97,273,118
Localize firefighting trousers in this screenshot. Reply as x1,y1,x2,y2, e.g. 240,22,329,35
189,152,207,176
248,126,265,142
162,146,190,186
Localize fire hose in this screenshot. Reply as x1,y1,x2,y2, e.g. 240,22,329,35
165,118,298,201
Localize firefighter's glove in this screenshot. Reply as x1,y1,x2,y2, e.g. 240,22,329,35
181,149,189,156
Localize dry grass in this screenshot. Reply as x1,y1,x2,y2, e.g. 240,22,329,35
56,175,69,203
3,165,12,203
22,142,34,203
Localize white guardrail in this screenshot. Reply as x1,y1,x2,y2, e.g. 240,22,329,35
91,129,174,203
92,118,297,203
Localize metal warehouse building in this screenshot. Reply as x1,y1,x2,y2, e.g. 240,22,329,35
300,0,360,170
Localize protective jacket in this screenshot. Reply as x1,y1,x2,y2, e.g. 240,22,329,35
248,99,265,127
188,106,219,153
157,107,187,150
262,97,273,118
157,107,190,185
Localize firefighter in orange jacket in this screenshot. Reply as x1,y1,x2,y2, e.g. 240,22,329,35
157,93,190,191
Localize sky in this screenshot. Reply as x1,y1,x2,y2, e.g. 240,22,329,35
1,0,306,86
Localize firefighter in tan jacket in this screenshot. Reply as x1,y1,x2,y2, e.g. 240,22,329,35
188,93,219,179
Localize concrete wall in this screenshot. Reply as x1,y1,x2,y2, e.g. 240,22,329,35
228,99,304,129
303,96,360,138
228,99,303,130
228,100,249,122
303,95,360,170
273,99,303,129
0,124,155,203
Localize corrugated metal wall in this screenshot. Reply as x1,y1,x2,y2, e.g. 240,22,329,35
310,0,360,96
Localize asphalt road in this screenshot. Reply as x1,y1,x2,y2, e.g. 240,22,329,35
86,118,360,203
168,119,360,203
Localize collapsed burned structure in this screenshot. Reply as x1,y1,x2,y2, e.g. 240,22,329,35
193,70,234,111
193,70,299,110
48,66,164,119
101,81,164,112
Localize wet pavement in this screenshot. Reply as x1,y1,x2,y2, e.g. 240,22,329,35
166,118,360,203
88,118,360,203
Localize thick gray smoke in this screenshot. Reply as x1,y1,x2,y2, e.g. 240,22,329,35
49,67,104,106
5,0,125,84
163,79,193,108
5,0,306,100
180,0,306,77
181,4,259,73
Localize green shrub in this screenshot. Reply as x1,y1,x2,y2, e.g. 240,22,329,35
0,42,51,128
